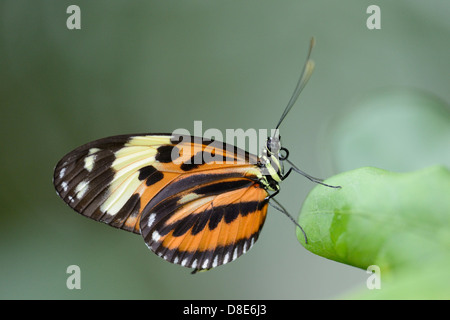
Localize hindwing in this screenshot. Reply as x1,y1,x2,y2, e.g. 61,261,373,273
140,172,269,271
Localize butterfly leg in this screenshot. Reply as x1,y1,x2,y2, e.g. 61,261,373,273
269,199,308,244
283,160,341,189
265,189,279,200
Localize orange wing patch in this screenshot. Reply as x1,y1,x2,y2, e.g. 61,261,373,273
140,179,269,271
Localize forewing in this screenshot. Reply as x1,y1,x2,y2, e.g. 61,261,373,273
53,134,258,234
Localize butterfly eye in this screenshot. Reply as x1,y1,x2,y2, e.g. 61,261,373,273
266,138,272,152
279,147,289,160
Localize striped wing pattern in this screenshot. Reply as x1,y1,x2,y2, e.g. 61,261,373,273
140,173,269,270
53,134,268,271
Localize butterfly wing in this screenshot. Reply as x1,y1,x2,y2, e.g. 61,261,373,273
54,134,178,233
54,133,268,270
139,170,269,271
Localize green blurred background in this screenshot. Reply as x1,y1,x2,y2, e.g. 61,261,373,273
1,0,449,299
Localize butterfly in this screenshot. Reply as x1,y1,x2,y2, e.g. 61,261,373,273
53,38,339,274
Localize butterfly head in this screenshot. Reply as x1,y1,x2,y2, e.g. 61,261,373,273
266,134,281,155
265,133,289,162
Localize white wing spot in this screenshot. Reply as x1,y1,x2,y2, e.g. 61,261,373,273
147,213,156,228
202,259,209,269
212,255,219,268
84,148,100,172
59,167,66,179
223,253,230,264
151,231,161,242
84,155,95,172
75,180,89,199
233,248,238,261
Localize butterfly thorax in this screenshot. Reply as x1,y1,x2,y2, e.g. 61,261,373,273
257,136,284,192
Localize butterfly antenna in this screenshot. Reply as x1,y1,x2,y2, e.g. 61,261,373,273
286,159,341,189
275,37,316,132
269,198,308,244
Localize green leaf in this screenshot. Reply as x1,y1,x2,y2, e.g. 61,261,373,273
297,165,450,299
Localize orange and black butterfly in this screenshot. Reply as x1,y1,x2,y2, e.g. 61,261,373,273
53,38,338,273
